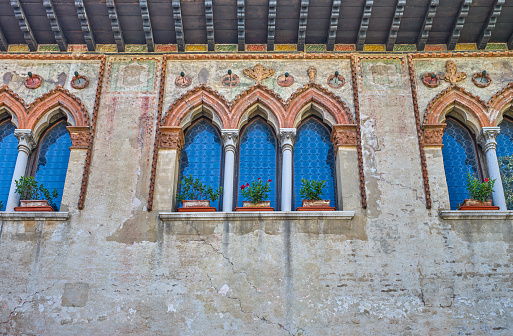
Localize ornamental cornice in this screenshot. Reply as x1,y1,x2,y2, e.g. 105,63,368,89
14,129,36,154
422,123,446,148
331,124,357,148
478,126,500,153
279,128,296,150
159,126,184,150
221,129,239,150
67,126,91,149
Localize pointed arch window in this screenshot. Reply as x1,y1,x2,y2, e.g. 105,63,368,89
179,118,223,209
0,119,18,209
237,117,278,209
497,117,513,209
293,117,336,210
442,118,481,210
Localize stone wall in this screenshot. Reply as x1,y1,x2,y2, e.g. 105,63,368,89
0,53,512,335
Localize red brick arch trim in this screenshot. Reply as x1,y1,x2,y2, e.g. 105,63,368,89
0,85,28,127
229,84,286,129
162,84,230,128
423,85,490,127
489,82,513,126
26,85,90,130
285,83,354,127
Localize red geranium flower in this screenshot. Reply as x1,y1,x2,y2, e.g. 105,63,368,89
246,182,249,186
268,179,272,182
241,185,245,190
258,177,261,180
485,178,489,182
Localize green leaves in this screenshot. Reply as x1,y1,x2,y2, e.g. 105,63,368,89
14,176,59,209
465,173,495,202
176,175,222,203
499,154,513,209
299,178,326,200
240,178,271,204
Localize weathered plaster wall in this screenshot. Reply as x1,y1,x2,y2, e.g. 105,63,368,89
0,54,512,336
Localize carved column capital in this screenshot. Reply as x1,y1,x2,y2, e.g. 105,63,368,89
279,128,296,152
67,126,91,149
14,129,36,155
159,126,184,151
221,129,239,153
422,123,446,148
479,127,501,153
331,124,357,148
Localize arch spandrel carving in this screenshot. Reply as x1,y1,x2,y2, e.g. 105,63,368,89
489,82,513,127
0,84,27,128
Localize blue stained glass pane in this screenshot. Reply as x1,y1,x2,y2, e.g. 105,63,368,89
497,118,513,209
34,122,72,211
179,119,222,209
238,119,277,208
0,121,18,210
442,119,479,210
293,118,336,210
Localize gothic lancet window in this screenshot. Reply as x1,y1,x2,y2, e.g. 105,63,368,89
293,117,336,210
179,118,223,209
496,117,513,209
442,118,480,210
0,119,18,209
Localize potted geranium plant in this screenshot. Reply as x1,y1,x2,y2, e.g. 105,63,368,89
14,176,58,211
176,175,222,212
236,178,274,211
458,173,499,210
297,178,335,211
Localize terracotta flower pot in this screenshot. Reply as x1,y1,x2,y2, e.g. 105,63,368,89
297,199,336,211
14,200,54,212
235,201,274,211
458,199,499,210
178,200,216,212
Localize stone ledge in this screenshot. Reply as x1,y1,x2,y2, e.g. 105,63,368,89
159,211,355,221
439,210,513,220
0,212,70,221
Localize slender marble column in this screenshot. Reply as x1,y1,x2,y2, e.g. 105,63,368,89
280,128,296,211
479,127,507,210
6,130,36,212
221,130,239,211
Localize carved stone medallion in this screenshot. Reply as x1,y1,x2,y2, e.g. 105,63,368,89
277,73,294,87
472,71,491,88
67,126,90,149
24,73,42,89
175,74,192,88
422,72,440,88
423,124,446,147
221,73,240,88
243,64,274,84
71,75,89,90
327,73,345,89
307,66,316,82
443,61,466,84
331,125,357,147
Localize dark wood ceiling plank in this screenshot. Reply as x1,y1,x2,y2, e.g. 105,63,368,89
297,0,309,51
237,0,245,51
0,27,7,51
205,0,214,51
43,0,67,51
356,1,373,51
416,0,438,51
477,0,505,49
172,0,184,51
267,0,276,51
386,0,405,51
106,0,124,52
139,0,154,52
326,0,341,51
447,0,472,50
75,0,95,51
10,0,37,51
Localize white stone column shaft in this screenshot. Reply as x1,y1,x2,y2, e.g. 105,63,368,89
6,130,36,212
479,127,507,210
280,128,296,211
221,130,238,212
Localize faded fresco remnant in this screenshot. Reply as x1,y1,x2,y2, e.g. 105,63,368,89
108,60,156,92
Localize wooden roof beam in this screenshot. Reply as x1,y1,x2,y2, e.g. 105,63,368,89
10,0,37,51
447,0,471,50
237,0,245,52
75,0,96,51
106,0,125,52
205,0,214,51
297,0,309,52
140,0,154,52
509,31,513,51
172,0,184,52
327,0,341,52
386,0,406,51
477,0,505,50
267,0,276,51
356,1,373,51
43,0,67,51
0,26,8,51
416,0,438,51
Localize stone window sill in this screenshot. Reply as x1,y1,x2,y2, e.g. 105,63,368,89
439,210,513,220
160,211,355,221
0,212,70,221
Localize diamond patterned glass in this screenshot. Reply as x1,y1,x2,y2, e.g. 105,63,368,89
238,118,277,208
497,118,513,209
0,120,18,210
293,118,336,210
179,119,222,209
442,118,479,210
34,122,72,211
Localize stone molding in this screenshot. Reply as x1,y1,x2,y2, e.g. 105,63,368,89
478,127,500,153
422,123,446,148
0,211,69,221
159,126,184,150
160,211,355,221
221,129,239,152
331,124,357,148
279,128,296,151
67,126,91,149
14,129,35,154
439,210,513,220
